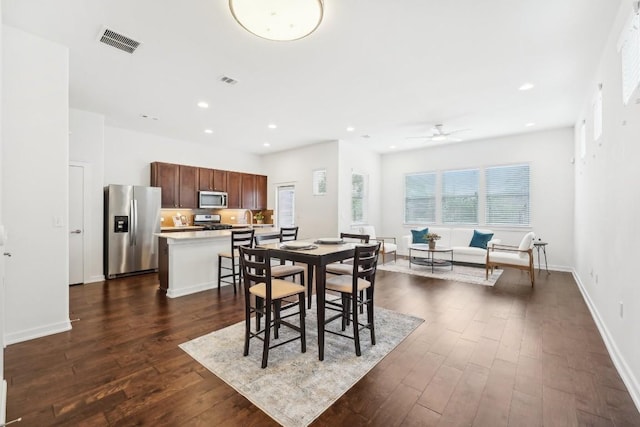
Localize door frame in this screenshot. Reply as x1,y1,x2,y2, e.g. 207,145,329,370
69,161,92,284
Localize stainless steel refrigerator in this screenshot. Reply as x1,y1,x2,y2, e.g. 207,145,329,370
104,185,161,279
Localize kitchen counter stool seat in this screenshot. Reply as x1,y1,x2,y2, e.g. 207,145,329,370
218,229,255,294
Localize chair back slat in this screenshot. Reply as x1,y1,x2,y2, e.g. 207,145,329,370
280,226,299,242
231,229,255,251
354,242,381,282
254,232,281,246
239,246,272,294
340,232,370,244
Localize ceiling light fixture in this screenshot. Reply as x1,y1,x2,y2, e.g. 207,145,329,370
525,122,536,127
519,82,535,91
346,126,355,132
229,0,324,41
197,101,209,108
263,142,271,147
268,123,277,129
204,129,213,134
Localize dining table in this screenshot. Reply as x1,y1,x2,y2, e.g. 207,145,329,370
257,239,358,361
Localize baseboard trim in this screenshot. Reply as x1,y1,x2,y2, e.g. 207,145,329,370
572,269,640,413
5,319,72,345
85,274,105,284
166,281,216,298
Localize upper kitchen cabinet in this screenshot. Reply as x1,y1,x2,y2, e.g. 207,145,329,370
255,174,267,210
227,171,242,209
198,168,214,191
241,173,256,209
213,169,228,192
151,162,198,208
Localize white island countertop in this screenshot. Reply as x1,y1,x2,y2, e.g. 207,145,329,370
156,227,279,241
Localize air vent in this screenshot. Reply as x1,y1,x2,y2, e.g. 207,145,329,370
97,26,142,54
220,76,238,85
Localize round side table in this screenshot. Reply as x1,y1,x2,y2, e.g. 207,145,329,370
533,241,549,274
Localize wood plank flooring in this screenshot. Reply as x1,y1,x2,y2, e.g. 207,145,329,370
5,265,640,426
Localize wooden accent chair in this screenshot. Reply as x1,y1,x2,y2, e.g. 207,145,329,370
486,232,536,287
217,229,255,294
357,225,397,264
324,242,381,356
239,246,306,368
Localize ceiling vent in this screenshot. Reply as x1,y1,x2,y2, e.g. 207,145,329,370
220,76,238,85
97,26,142,54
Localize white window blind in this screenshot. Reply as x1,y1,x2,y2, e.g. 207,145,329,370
593,87,603,141
277,185,295,227
618,12,640,104
404,173,436,223
485,164,530,226
312,169,326,195
442,169,479,224
580,120,586,159
351,173,367,223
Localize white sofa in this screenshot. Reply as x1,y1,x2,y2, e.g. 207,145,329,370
401,227,500,265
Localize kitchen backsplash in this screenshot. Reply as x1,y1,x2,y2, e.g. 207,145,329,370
160,208,273,226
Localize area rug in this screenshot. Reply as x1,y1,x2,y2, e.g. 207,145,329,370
377,258,502,286
179,301,423,427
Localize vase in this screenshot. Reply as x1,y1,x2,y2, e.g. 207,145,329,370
256,219,264,224
428,240,436,250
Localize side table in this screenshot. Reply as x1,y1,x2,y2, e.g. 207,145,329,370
533,241,549,274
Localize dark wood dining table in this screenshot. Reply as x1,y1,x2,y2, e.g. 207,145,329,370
257,240,357,361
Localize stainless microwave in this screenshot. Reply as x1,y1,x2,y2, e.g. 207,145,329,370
198,191,228,209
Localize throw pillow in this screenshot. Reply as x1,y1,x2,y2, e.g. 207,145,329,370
469,230,494,249
411,228,429,244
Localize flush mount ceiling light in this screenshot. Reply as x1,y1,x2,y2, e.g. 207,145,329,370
229,0,324,41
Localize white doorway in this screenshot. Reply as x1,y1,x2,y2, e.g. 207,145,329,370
69,164,87,285
276,184,296,228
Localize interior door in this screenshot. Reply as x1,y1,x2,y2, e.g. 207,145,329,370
69,165,84,285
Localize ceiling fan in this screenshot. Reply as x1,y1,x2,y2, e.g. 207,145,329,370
405,124,469,142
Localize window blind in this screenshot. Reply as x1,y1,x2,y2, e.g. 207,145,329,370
312,169,326,195
404,173,436,223
442,169,479,224
485,164,530,226
619,13,640,104
351,173,366,223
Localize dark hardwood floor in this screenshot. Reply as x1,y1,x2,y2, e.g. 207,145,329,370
5,264,640,426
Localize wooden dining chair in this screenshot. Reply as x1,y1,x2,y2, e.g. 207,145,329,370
326,233,370,275
217,229,255,294
280,226,299,242
323,242,381,356
254,233,306,288
239,246,306,368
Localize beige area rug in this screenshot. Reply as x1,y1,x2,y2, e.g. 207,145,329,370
180,300,423,427
378,258,503,286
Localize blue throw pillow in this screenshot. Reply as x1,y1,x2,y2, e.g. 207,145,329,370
469,230,494,249
411,228,429,244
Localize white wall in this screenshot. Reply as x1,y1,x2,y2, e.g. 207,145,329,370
2,26,70,344
0,6,5,423
573,0,640,408
262,141,340,239
69,109,105,283
104,126,263,186
381,128,575,270
337,140,382,233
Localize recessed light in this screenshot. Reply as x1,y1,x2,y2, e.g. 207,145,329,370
204,129,213,134
519,82,535,91
268,123,277,129
197,101,209,109
346,126,355,132
263,142,271,147
525,122,536,127
390,145,396,149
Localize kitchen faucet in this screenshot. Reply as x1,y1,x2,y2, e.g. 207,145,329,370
244,209,253,228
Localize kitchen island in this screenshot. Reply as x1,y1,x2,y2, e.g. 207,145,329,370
156,227,279,298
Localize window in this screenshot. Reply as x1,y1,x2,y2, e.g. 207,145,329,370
485,164,530,226
404,173,436,223
312,169,327,195
442,169,479,224
351,172,367,223
277,185,295,227
593,86,603,141
618,12,640,104
580,120,587,159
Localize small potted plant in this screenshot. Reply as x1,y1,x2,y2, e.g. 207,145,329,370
253,211,265,224
426,232,441,249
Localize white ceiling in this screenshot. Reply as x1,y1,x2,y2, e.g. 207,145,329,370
2,0,620,154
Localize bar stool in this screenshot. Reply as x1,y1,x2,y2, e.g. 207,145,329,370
218,229,255,294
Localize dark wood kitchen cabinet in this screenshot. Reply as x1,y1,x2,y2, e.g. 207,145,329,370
213,169,228,192
198,168,214,191
255,174,267,210
151,162,198,208
241,173,256,209
227,171,242,209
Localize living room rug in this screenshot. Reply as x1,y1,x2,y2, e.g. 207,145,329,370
377,258,502,286
179,301,423,427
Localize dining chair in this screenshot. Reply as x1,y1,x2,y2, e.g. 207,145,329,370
323,242,381,356
254,233,306,288
218,229,255,294
280,226,299,242
326,233,370,275
239,246,306,368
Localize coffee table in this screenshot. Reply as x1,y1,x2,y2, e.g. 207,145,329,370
409,244,454,273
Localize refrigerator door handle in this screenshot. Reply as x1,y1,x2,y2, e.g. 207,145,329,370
133,199,138,246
